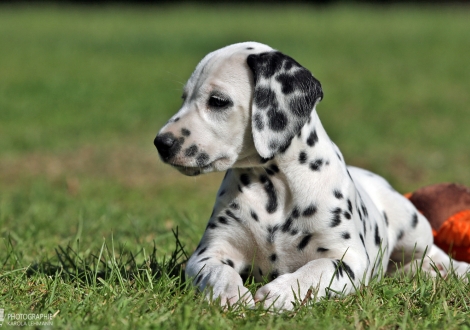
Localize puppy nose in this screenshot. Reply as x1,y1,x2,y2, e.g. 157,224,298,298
154,133,180,161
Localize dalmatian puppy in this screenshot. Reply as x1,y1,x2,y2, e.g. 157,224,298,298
154,42,469,311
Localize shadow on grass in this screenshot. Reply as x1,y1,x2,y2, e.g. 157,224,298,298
3,228,188,289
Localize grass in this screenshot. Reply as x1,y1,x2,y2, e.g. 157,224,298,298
0,3,469,329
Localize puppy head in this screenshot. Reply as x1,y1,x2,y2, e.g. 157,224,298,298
154,42,323,176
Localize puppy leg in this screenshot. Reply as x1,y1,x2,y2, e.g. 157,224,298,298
389,211,469,278
254,253,365,311
402,244,470,279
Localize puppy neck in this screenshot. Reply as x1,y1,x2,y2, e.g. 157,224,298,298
230,110,351,215
274,110,349,188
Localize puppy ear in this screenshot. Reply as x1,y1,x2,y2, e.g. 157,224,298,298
247,51,323,159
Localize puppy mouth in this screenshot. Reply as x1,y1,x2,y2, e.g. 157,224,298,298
171,164,211,176
169,156,231,176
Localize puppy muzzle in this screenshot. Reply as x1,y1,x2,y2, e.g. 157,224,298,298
154,132,183,162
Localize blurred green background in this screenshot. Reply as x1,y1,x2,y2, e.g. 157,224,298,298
1,3,469,260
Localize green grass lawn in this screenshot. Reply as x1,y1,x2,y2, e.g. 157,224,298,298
1,3,469,329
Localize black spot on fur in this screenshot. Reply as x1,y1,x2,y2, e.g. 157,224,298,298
361,203,369,218
384,211,389,226
333,207,342,214
247,52,284,81
342,232,351,239
268,140,279,150
343,211,351,220
330,208,342,227
199,257,210,262
307,130,319,147
334,190,343,199
181,128,191,137
288,88,317,118
195,274,203,285
359,234,365,247
411,213,418,228
278,138,293,154
290,229,299,235
267,108,289,132
184,144,198,157
374,224,381,246
397,230,404,240
229,202,240,210
225,209,240,221
340,260,355,280
347,200,353,214
238,185,243,193
240,173,251,186
218,216,228,224
197,247,207,256
254,87,278,109
282,57,296,70
196,152,210,167
332,259,355,281
260,175,278,213
270,254,277,262
173,117,180,122
299,151,308,164
265,167,275,176
218,189,225,197
282,206,301,232
332,260,343,280
222,259,234,268
309,159,323,171
250,210,259,221
302,204,317,217
246,47,254,50
281,216,293,233
276,73,296,94
292,206,300,219
317,247,329,253
254,113,264,131
267,225,280,243
298,233,313,251
207,222,217,229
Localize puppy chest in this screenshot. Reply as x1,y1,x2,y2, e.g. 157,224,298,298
214,206,337,281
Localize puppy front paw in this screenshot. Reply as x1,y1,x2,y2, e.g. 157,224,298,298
208,283,254,308
254,273,312,311
192,265,254,308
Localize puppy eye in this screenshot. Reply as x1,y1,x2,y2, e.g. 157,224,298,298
208,95,231,109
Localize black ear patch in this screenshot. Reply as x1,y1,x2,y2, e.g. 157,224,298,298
247,51,323,158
